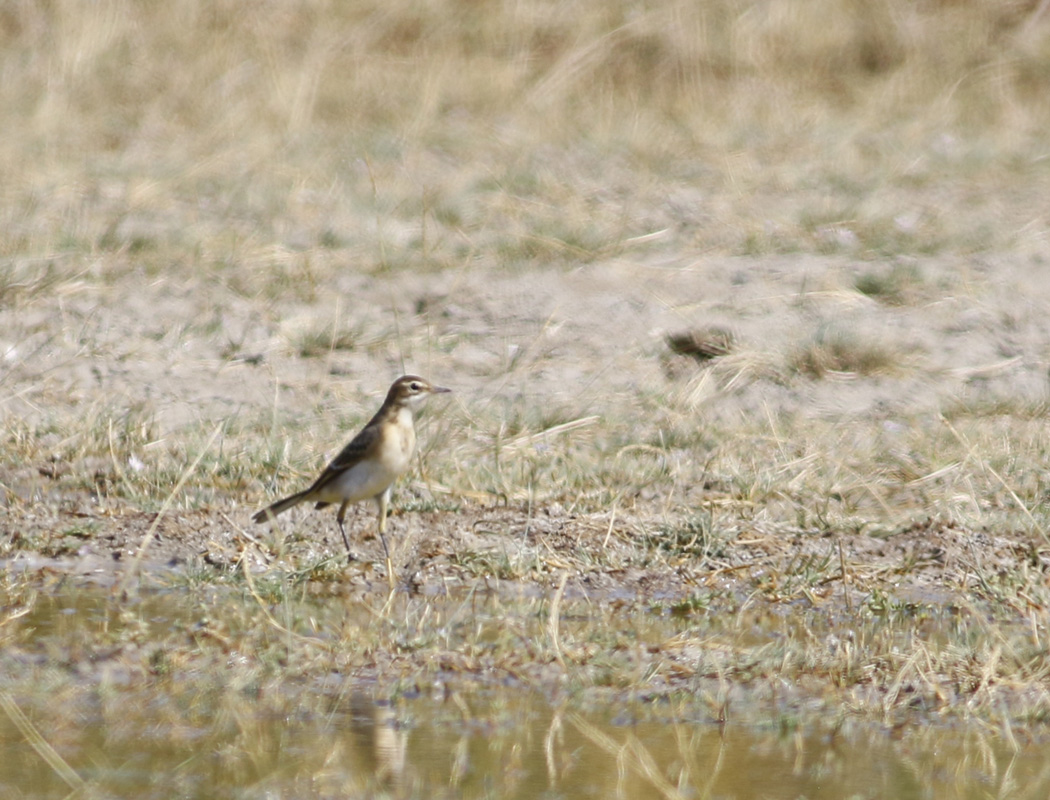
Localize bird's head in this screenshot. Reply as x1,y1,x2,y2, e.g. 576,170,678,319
387,375,451,408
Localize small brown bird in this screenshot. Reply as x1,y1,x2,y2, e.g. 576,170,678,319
252,375,450,579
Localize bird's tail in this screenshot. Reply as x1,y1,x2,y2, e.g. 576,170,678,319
252,490,309,524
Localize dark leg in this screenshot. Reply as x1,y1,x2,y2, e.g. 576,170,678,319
337,501,354,564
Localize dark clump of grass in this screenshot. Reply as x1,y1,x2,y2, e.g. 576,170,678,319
790,325,899,378
653,512,724,561
665,326,736,362
854,263,925,306
295,326,358,358
667,591,714,617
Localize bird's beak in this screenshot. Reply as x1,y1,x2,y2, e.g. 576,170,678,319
432,385,452,394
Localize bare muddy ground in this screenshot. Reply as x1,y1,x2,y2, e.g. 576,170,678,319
0,499,1037,612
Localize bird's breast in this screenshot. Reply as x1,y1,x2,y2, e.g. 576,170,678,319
379,407,416,473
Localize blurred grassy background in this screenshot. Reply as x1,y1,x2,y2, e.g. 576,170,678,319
3,0,1050,271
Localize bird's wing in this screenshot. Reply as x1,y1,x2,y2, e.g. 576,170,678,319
319,423,381,477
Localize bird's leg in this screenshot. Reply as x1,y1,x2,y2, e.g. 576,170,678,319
337,501,354,564
377,488,395,591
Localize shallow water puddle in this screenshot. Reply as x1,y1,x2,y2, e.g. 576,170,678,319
4,685,1048,799
2,581,1049,798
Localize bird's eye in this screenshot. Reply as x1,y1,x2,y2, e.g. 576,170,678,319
410,382,421,391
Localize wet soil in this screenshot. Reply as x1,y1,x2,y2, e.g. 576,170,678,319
1,499,1038,615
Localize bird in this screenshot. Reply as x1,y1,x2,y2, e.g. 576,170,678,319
252,375,450,584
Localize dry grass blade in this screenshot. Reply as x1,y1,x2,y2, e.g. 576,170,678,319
0,691,85,793
569,713,689,800
500,416,601,452
941,416,1045,543
115,424,224,597
239,557,315,642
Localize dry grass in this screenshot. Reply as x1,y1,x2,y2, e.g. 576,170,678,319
4,1,1050,794
789,323,902,378
3,0,1050,270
